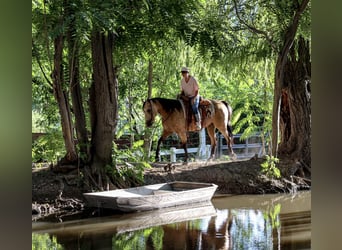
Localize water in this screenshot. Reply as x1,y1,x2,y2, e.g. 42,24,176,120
32,191,310,249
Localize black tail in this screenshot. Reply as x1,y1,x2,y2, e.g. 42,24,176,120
227,124,233,138
222,100,234,138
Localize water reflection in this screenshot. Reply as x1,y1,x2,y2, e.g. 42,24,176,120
32,191,310,249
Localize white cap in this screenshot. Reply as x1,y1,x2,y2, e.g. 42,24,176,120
181,67,189,72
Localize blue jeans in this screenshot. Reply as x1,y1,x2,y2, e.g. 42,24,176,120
192,95,200,117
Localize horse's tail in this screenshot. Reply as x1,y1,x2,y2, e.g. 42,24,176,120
222,100,234,138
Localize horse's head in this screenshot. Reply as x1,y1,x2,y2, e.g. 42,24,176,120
143,99,156,127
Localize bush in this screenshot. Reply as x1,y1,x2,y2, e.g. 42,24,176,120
32,130,65,163
261,155,281,179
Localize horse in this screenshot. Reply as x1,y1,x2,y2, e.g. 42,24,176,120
142,97,236,162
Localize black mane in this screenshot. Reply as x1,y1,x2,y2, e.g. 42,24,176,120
152,97,182,113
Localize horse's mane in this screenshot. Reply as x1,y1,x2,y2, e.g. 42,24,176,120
151,97,182,113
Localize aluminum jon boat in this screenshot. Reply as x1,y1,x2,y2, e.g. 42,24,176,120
83,181,218,212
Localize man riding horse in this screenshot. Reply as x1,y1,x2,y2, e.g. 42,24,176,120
143,66,236,162
179,67,201,130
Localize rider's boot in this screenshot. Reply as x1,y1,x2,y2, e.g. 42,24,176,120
195,113,201,130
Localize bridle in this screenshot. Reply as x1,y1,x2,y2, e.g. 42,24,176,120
144,99,155,125
145,98,173,124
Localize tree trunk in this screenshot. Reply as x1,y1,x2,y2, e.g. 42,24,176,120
52,31,77,164
143,60,153,158
278,37,311,177
65,0,89,164
271,0,310,157
89,30,118,189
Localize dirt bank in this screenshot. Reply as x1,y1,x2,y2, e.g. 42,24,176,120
145,158,310,194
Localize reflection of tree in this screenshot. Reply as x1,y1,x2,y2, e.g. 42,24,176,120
32,233,64,250
160,213,233,249
265,203,281,249
112,226,164,250
162,221,201,249
231,210,254,249
202,211,232,250
230,209,274,249
149,227,164,250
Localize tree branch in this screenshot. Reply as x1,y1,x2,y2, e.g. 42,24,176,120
32,39,53,87
232,0,277,51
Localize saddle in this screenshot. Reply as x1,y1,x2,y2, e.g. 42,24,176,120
179,95,215,130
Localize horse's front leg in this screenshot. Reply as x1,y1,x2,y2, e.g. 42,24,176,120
155,130,172,162
181,142,188,163
179,132,189,163
155,137,163,162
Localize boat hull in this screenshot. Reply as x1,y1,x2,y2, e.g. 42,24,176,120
83,181,218,212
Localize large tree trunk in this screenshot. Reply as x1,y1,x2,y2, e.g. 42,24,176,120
89,30,118,189
278,37,311,177
271,0,310,157
52,31,77,164
65,0,89,164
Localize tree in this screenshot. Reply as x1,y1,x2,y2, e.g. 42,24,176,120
51,9,78,165
278,37,311,177
88,29,119,188
271,0,311,177
201,0,311,176
65,0,89,163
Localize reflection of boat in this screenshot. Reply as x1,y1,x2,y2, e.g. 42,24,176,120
83,181,218,212
32,202,217,236
116,202,217,234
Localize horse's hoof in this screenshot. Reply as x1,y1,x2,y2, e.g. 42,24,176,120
231,153,237,161
164,163,174,172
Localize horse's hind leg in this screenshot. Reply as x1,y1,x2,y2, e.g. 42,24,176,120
206,124,217,159
217,126,236,160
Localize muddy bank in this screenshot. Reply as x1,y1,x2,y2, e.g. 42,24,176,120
144,158,310,194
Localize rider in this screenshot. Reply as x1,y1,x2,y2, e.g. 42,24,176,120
180,66,201,130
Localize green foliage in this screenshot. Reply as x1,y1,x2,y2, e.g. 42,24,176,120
112,226,164,250
261,155,281,179
32,129,65,163
32,233,64,250
106,140,152,185
269,203,281,229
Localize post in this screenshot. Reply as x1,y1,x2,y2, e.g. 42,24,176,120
206,145,211,159
245,137,249,156
198,128,207,159
170,147,176,162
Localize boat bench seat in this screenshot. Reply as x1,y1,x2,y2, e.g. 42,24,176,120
152,190,176,195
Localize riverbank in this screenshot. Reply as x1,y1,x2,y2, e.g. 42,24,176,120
32,157,310,221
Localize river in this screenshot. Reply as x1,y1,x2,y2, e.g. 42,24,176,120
32,191,310,249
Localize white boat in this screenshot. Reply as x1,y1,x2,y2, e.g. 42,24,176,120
83,181,218,212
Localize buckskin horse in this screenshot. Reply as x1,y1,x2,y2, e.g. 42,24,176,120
143,97,236,162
